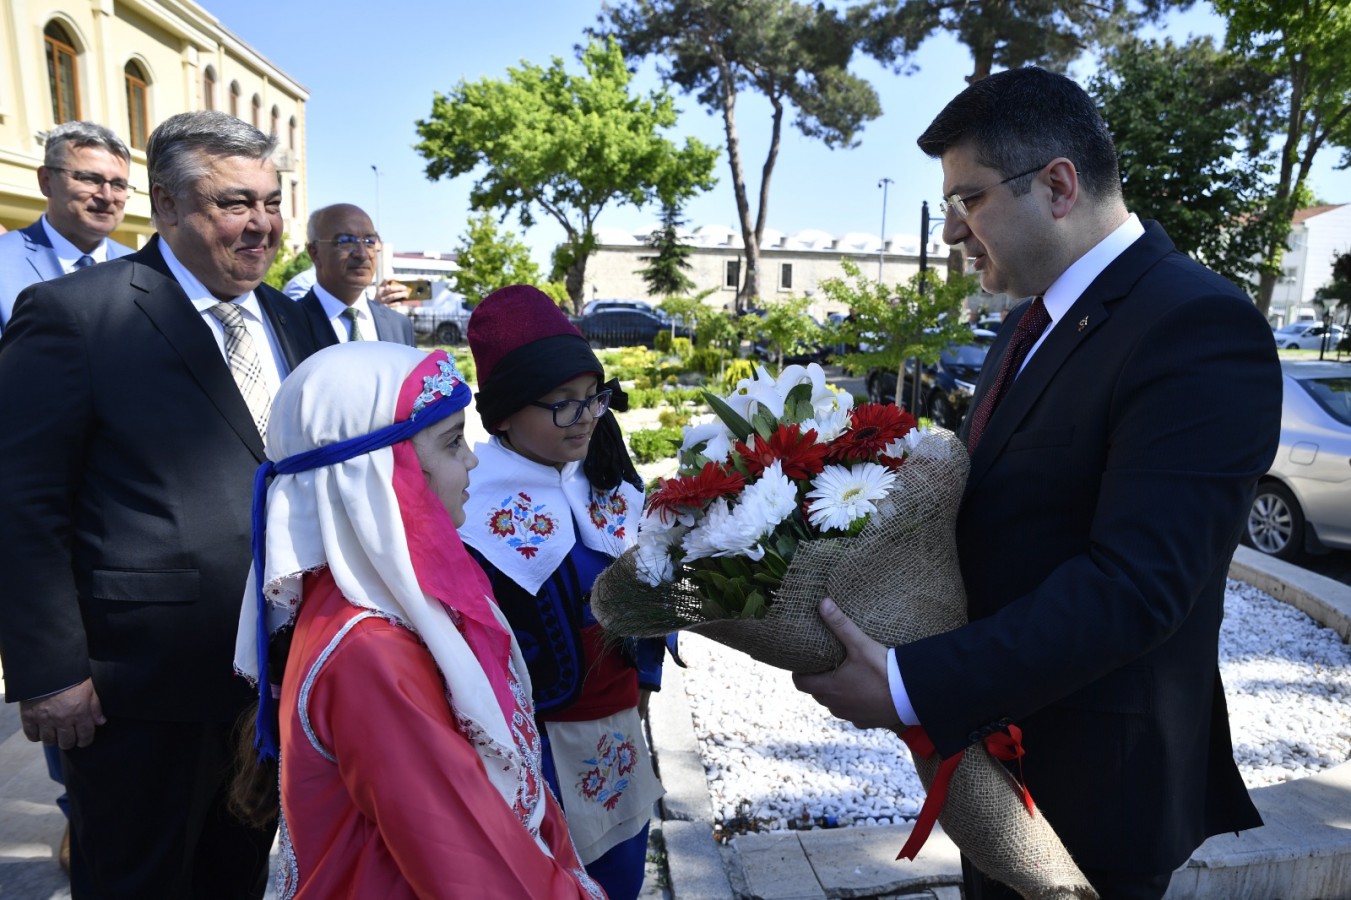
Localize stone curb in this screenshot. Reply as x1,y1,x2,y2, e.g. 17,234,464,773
652,546,1351,900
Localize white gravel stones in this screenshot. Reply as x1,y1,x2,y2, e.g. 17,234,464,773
679,578,1351,830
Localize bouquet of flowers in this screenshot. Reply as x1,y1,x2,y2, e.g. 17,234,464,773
591,363,1098,900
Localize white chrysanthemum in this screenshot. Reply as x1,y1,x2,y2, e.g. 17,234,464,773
805,463,898,532
682,498,766,562
633,512,689,586
737,461,799,533
680,420,734,464
634,537,677,586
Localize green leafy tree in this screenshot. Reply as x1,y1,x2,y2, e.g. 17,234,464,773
657,287,718,340
415,38,718,313
753,295,824,372
1315,249,1351,353
449,212,543,304
853,0,1185,85
1215,0,1351,316
638,202,696,298
264,238,310,291
824,258,977,406
593,0,881,311
1089,36,1284,294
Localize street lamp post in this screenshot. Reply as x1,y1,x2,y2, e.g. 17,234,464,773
877,177,893,281
1314,297,1331,361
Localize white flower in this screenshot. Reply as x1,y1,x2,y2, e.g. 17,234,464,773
802,404,852,444
680,420,733,465
723,365,786,422
805,463,898,532
633,511,688,586
681,462,798,562
634,538,677,586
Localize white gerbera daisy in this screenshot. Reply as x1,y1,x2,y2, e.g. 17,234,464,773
805,463,897,532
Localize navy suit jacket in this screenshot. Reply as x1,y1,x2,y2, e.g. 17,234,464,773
0,219,134,334
897,221,1280,875
296,288,415,348
0,236,320,722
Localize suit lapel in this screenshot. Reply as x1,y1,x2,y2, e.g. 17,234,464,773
19,222,63,284
298,290,338,349
258,283,316,368
371,302,394,342
128,238,266,460
963,222,1177,496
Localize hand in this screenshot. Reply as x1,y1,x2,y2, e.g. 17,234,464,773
20,678,106,749
374,279,410,306
792,598,900,730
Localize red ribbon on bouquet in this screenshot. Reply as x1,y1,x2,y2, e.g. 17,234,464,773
895,723,1036,861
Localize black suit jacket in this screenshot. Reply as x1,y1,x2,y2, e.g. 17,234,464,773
0,237,320,722
296,288,415,348
897,221,1280,875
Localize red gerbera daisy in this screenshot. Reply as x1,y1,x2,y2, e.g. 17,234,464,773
827,403,918,463
647,462,746,523
735,423,829,481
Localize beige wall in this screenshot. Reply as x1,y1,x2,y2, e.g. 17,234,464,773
0,0,308,248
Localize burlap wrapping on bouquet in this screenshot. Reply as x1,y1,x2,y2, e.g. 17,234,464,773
592,430,1097,899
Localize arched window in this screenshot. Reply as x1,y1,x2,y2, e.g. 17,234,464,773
251,94,261,129
203,65,216,110
288,115,297,150
270,105,280,137
44,22,80,123
229,81,240,118
124,61,149,150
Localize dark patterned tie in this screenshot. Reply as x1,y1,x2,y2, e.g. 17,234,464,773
74,255,94,269
207,302,272,439
341,306,364,342
966,297,1051,453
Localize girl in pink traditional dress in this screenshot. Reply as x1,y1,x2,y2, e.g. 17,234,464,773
232,342,605,899
461,286,666,900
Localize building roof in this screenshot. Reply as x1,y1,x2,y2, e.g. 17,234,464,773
1293,204,1347,225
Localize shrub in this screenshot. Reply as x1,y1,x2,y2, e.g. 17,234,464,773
654,330,674,354
690,347,728,376
658,409,690,429
600,348,659,382
451,348,476,384
628,427,683,464
627,387,664,409
721,358,756,393
664,387,706,407
670,336,695,362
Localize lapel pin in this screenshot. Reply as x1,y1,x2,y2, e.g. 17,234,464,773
1078,316,1089,332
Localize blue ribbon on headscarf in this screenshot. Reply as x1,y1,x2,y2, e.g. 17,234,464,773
249,379,470,761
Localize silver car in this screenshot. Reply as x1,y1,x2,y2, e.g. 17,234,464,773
1273,321,1345,351
1246,361,1351,559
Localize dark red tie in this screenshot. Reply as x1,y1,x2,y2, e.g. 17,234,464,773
966,297,1051,452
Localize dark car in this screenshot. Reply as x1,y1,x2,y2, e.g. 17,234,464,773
865,331,996,430
574,308,687,348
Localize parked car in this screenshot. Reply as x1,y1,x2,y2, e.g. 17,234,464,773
865,331,996,430
582,298,667,320
1245,361,1351,560
745,310,831,365
1273,321,1345,351
574,308,686,348
408,291,474,344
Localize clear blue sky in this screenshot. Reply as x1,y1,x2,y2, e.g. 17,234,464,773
211,0,1351,271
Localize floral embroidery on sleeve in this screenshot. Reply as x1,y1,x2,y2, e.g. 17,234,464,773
485,492,559,559
575,731,638,811
586,489,630,541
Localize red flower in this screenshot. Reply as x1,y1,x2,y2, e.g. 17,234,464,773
735,423,829,481
529,514,556,536
647,462,746,523
516,546,539,559
588,502,607,528
827,403,918,463
488,509,516,537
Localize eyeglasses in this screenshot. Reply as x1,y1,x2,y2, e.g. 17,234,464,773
47,167,134,195
314,234,382,252
938,162,1050,220
527,389,612,427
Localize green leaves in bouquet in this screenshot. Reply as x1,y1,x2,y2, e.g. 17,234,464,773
683,523,804,620
702,390,754,441
782,382,816,426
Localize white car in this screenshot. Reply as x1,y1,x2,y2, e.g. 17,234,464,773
1246,361,1351,559
1273,321,1345,351
409,291,474,344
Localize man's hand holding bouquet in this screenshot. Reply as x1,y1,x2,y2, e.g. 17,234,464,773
591,363,1097,899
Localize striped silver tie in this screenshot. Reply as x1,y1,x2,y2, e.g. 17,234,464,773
207,301,271,439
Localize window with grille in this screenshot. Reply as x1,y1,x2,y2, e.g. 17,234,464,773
125,62,149,150
780,263,793,290
725,259,741,290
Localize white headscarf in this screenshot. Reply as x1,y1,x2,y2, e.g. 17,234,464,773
233,342,539,831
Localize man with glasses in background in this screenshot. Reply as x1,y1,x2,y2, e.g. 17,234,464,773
796,67,1281,899
296,203,414,347
0,119,134,873
0,122,134,338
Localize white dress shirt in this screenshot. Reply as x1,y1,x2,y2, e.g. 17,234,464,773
41,215,112,273
311,283,377,343
157,240,290,393
886,213,1147,727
